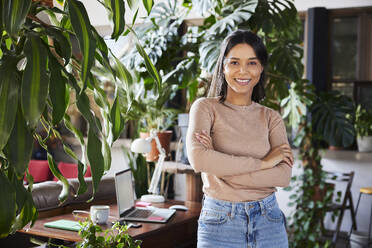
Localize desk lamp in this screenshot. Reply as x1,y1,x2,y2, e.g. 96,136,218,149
130,130,166,203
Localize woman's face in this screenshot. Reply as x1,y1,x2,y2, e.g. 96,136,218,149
223,43,263,101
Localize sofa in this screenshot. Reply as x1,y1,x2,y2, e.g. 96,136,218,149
27,160,116,218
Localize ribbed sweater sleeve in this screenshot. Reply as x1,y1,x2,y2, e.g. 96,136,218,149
186,98,262,177
223,111,292,187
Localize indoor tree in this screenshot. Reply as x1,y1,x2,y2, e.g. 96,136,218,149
0,0,154,238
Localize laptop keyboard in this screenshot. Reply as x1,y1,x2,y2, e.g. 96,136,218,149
127,209,153,218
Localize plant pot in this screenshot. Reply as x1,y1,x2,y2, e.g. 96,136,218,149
140,131,173,162
357,136,372,152
178,113,189,164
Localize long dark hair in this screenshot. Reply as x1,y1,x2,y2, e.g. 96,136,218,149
208,30,268,103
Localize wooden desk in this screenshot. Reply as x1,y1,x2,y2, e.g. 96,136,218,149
19,201,201,248
162,161,203,202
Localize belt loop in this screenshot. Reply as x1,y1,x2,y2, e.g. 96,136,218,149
230,203,235,219
259,201,265,216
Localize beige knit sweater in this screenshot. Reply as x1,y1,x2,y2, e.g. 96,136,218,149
186,97,292,202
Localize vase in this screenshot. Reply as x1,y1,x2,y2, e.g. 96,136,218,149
357,136,372,152
140,131,173,162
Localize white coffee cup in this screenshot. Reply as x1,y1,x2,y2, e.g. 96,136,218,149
90,205,110,225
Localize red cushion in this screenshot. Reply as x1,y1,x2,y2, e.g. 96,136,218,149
25,160,52,183
53,162,91,181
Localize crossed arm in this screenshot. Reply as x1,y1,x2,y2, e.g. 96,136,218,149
186,99,293,187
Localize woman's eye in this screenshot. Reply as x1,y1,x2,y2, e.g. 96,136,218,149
230,61,238,65
248,61,257,65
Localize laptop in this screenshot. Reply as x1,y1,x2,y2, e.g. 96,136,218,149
114,169,176,223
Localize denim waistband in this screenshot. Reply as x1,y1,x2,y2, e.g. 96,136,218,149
203,193,276,207
203,193,277,217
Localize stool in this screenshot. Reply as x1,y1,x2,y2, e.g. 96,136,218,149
349,187,372,247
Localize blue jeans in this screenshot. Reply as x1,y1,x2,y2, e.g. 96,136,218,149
197,193,288,248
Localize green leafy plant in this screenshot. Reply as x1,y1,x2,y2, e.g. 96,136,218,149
354,104,372,137
285,122,333,247
0,0,155,238
311,91,355,148
122,146,148,198
77,220,141,248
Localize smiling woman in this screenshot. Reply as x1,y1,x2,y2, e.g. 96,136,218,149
186,30,293,248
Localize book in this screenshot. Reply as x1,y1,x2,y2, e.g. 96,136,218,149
44,219,81,232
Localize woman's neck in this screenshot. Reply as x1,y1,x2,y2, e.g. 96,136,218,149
225,93,252,106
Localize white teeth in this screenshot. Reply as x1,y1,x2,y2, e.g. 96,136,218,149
235,79,251,83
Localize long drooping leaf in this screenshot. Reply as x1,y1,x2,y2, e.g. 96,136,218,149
46,27,72,66
110,0,125,40
10,177,37,232
49,55,70,125
47,153,70,202
2,0,31,36
87,126,104,200
4,106,33,178
0,170,16,238
67,0,96,87
127,26,162,92
76,91,100,134
21,35,50,129
0,57,19,150
110,97,125,142
142,0,154,15
63,115,88,195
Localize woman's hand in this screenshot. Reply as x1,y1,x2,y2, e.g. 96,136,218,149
261,143,294,169
195,130,214,150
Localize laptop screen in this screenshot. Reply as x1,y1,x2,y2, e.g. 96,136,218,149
115,169,135,216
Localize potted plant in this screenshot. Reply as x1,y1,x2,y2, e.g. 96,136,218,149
354,104,372,152
77,220,141,248
0,0,156,238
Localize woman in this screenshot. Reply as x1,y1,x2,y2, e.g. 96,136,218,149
186,30,294,248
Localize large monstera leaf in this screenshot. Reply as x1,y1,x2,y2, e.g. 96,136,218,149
312,91,356,147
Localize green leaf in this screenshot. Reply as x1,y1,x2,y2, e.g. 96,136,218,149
0,57,19,150
0,170,16,238
76,161,88,195
127,0,139,10
87,126,104,200
142,0,153,15
67,0,96,87
46,27,72,66
127,26,162,93
47,153,70,202
4,105,33,178
76,91,100,134
49,55,70,125
21,35,50,129
110,97,125,142
10,177,38,232
2,0,31,36
110,0,125,40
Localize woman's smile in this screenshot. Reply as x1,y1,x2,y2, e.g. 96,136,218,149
234,78,251,86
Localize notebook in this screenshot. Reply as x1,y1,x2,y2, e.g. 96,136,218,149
44,219,81,232
114,169,176,223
